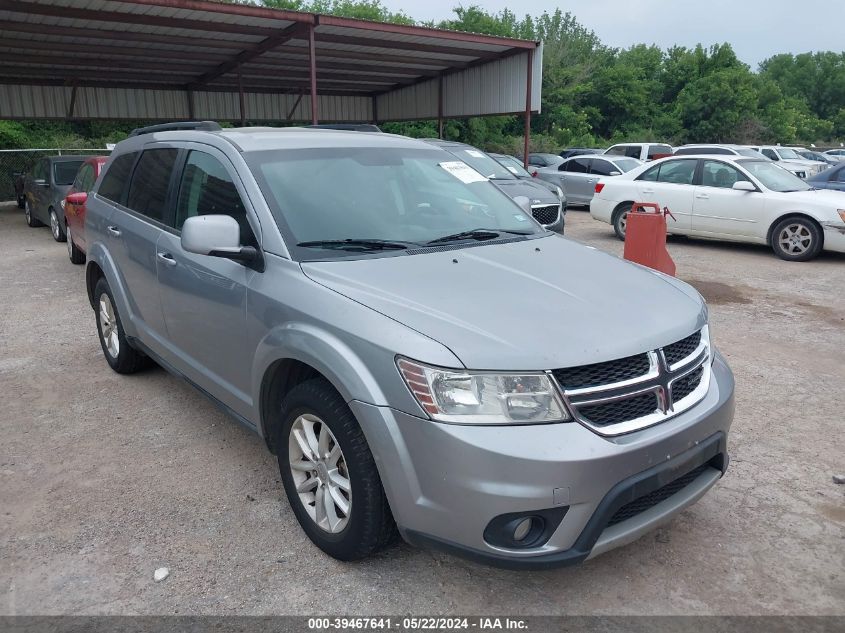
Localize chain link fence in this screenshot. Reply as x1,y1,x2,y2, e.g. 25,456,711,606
0,149,110,203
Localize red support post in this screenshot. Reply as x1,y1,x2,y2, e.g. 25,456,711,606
523,47,534,170
308,23,318,125
437,74,444,139
237,70,245,126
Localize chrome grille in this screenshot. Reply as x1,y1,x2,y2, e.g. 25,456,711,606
553,353,650,390
553,327,710,436
664,331,701,366
579,392,657,427
531,204,559,226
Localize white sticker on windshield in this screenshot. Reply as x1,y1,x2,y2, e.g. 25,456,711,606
505,165,519,174
465,149,485,158
439,161,487,184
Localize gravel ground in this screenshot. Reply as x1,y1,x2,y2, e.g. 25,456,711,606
1,201,843,616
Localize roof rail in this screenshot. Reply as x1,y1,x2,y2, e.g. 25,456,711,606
129,121,222,137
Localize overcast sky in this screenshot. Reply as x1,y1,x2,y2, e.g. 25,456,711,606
380,0,842,69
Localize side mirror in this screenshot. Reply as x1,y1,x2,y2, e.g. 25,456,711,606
609,171,622,176
513,195,532,213
181,215,259,265
66,192,87,205
732,181,756,192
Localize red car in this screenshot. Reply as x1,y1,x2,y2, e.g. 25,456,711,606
64,156,108,264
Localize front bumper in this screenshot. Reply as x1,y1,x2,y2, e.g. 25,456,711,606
822,222,845,254
350,352,734,569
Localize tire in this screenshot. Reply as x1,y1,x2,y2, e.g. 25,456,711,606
67,225,85,265
93,277,150,374
24,200,43,227
771,216,823,262
49,207,66,242
613,203,632,241
278,378,396,561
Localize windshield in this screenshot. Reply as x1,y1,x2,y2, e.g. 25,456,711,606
248,147,544,260
53,160,85,185
739,160,812,192
443,146,515,180
612,158,642,172
776,148,801,160
737,148,766,158
493,154,532,178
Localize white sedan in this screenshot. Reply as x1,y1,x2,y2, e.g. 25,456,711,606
590,155,845,261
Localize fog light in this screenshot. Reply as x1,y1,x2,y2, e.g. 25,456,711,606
513,518,533,541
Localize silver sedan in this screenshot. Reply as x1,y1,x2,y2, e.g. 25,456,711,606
536,155,642,206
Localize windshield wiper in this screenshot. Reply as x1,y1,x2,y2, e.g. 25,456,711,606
297,239,416,251
426,228,531,245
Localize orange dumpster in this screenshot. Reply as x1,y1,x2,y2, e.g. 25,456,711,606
623,203,676,276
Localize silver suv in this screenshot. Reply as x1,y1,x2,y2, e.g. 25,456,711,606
85,122,734,568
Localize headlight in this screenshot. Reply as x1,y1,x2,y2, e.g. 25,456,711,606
556,185,565,201
397,358,570,425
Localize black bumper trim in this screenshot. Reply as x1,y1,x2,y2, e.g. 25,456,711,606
403,431,728,570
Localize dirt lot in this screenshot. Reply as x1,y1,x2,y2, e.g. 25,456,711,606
1,201,843,615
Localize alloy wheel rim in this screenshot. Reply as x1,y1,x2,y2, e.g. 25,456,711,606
778,223,812,255
98,293,120,358
288,413,351,533
25,201,30,223
66,226,73,257
50,211,59,239
619,211,628,234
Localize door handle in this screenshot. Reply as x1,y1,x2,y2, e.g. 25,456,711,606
695,194,709,199
642,188,655,194
157,252,177,267
106,226,121,237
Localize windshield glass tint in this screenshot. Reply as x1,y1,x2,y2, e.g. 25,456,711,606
614,158,641,172
53,160,85,185
495,155,531,177
248,147,543,258
446,147,515,179
777,148,801,159
737,148,765,158
739,160,811,192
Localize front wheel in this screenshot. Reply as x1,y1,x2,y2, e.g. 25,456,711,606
613,203,632,241
278,378,396,561
771,217,822,261
50,208,66,242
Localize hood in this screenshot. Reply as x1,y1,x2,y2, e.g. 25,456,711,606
776,188,845,209
301,236,706,371
492,178,560,205
780,159,820,170
517,175,561,196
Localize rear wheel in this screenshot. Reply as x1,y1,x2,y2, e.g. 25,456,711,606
771,217,822,262
93,277,150,374
66,225,85,264
25,200,42,227
278,378,396,561
50,208,66,242
613,203,632,241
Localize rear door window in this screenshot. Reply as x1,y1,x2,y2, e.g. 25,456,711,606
589,159,615,176
562,157,590,173
638,159,697,184
126,148,179,223
647,145,673,159
98,153,138,204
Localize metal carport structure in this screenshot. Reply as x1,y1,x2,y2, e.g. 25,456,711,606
0,0,543,157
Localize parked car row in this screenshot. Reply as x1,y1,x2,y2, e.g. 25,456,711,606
13,122,736,570
589,154,845,261
18,154,108,264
